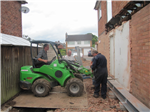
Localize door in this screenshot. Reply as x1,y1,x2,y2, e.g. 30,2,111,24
115,21,130,90
110,36,115,77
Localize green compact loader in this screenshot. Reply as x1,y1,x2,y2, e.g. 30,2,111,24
20,40,93,97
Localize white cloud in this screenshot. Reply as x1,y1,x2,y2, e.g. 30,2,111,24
22,0,98,43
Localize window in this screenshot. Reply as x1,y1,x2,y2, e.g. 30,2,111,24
99,3,102,19
68,41,75,45
77,41,81,45
84,41,90,45
107,0,112,22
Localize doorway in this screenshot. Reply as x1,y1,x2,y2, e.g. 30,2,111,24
110,35,115,77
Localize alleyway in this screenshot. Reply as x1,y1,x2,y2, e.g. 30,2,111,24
3,58,128,112
8,78,127,112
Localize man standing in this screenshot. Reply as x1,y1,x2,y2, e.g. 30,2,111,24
64,50,75,61
90,50,108,99
37,44,49,63
91,57,96,89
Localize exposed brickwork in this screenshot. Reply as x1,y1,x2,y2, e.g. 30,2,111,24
96,1,150,108
112,1,129,17
1,1,22,37
97,1,112,76
98,1,129,35
98,1,107,36
97,32,110,76
130,4,150,108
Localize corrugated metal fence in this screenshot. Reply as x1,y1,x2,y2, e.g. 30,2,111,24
1,46,38,104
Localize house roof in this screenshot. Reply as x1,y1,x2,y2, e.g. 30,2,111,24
94,1,101,10
66,34,92,41
1,33,31,46
18,1,28,4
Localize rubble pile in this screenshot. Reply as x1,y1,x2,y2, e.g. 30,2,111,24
54,79,128,112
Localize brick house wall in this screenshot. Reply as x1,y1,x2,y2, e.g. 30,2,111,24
95,1,150,108
96,1,109,74
98,1,107,36
130,4,150,108
97,32,110,75
96,1,130,76
97,1,129,31
1,1,22,37
112,1,129,17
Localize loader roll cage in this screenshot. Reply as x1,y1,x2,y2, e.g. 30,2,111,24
30,40,78,71
30,40,62,68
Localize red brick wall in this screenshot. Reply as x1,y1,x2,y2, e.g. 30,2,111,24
1,1,22,37
98,1,107,36
97,1,129,36
97,1,110,74
130,4,150,108
97,33,110,75
96,0,150,108
112,1,129,17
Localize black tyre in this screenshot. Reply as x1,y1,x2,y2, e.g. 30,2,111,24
74,74,83,81
65,78,84,97
32,79,51,97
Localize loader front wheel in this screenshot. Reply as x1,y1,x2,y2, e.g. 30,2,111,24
32,79,51,97
66,78,84,97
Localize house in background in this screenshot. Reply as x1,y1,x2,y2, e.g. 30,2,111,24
65,33,92,56
94,0,150,109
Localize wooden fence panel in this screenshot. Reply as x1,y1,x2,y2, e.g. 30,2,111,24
0,47,3,104
1,46,39,104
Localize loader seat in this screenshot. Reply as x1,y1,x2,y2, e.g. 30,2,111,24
32,58,44,68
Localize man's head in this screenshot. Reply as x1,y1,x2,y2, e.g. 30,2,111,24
67,50,72,56
43,44,49,51
91,50,98,57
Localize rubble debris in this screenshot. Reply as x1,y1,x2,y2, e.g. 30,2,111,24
7,59,128,112
108,91,117,99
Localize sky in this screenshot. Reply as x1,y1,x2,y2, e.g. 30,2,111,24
22,0,98,43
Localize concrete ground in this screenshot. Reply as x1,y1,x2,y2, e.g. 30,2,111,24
7,79,128,112
2,59,128,112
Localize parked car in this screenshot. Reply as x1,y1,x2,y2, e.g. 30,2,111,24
88,50,93,57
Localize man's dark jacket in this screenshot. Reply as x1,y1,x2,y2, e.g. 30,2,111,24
91,53,108,82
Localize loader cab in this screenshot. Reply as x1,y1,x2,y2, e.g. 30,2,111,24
30,40,62,68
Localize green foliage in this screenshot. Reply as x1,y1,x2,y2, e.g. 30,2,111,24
87,33,98,47
59,49,66,56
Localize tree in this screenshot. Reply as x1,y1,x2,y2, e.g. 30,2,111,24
59,49,66,56
87,33,98,47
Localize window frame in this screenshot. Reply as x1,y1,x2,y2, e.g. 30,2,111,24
68,41,75,45
84,41,90,45
107,0,112,22
77,41,81,45
99,3,102,20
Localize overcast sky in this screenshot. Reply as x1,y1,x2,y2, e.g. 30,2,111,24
22,0,98,43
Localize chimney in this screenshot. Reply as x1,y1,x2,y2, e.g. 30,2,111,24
66,32,68,39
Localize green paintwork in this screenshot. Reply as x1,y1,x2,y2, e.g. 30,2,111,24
20,59,93,89
20,59,75,87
